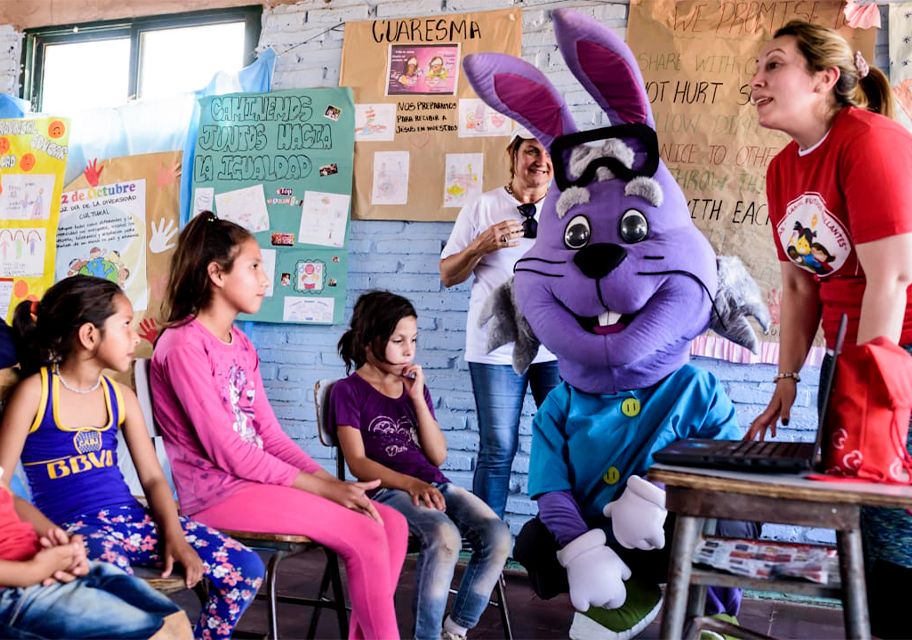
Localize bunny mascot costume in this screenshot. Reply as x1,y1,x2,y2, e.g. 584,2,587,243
463,10,767,640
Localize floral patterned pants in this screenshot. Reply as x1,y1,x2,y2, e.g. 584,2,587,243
67,504,264,639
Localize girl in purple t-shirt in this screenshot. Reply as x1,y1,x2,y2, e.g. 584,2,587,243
333,291,511,640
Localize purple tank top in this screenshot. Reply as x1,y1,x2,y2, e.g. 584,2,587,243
21,367,139,523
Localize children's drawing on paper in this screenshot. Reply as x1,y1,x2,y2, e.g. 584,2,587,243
0,174,56,220
283,296,334,323
298,191,350,248
371,151,409,206
214,184,270,233
192,187,215,216
295,259,325,293
355,104,396,142
0,228,46,277
457,99,512,138
443,153,483,208
0,280,12,321
261,248,276,297
65,246,131,285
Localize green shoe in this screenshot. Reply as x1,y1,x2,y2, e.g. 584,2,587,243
568,580,663,640
700,613,741,640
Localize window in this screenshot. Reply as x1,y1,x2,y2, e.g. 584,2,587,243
21,7,262,113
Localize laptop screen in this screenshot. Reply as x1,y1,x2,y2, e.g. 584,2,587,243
813,313,848,464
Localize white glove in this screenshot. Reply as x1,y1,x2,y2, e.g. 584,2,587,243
603,475,667,551
556,529,631,612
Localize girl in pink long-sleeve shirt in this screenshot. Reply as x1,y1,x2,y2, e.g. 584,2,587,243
150,211,407,640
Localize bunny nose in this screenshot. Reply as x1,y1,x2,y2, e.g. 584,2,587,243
574,243,627,280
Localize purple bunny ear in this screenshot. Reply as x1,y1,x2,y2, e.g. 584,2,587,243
552,8,654,128
463,53,577,147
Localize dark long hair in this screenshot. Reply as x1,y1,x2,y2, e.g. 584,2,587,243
338,291,417,373
162,211,253,326
12,275,122,376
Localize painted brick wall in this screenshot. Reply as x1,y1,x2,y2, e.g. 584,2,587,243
1,2,894,542
255,0,834,539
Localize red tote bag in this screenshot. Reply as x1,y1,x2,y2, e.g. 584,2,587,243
821,337,912,484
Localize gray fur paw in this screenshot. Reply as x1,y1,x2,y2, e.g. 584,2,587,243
711,256,772,353
478,279,540,374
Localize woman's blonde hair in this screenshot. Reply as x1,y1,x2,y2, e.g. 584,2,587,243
775,20,893,118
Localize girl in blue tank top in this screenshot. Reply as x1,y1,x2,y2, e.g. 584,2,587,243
0,276,265,639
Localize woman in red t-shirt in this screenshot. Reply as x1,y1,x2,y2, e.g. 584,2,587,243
747,21,912,638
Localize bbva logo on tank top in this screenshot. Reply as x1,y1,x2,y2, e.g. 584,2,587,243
776,193,851,278
45,430,113,479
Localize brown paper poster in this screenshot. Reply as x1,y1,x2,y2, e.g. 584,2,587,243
60,151,181,359
889,4,912,130
340,9,522,221
627,0,874,363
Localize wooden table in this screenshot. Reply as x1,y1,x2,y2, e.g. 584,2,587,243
649,464,912,640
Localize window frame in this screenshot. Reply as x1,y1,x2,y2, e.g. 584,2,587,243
21,6,262,111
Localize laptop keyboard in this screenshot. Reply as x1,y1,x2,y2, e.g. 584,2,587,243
730,440,807,458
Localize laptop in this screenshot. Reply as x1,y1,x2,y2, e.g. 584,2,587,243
653,314,848,473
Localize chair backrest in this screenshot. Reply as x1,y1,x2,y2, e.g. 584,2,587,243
118,358,175,495
313,378,345,480
134,358,159,438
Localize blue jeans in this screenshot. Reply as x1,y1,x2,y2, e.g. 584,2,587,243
0,561,180,639
469,360,561,518
374,482,512,640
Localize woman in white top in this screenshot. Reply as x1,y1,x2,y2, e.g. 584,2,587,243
440,131,559,518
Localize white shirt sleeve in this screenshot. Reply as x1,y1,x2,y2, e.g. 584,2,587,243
441,199,481,260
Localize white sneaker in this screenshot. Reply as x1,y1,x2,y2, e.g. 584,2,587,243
440,630,467,640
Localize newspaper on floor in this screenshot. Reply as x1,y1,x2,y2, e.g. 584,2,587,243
694,538,838,585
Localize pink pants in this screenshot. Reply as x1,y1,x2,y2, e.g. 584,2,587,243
193,482,408,640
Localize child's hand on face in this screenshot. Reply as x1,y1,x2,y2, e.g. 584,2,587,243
401,364,425,402
404,477,446,511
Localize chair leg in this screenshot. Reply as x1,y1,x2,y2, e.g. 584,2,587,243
326,550,349,639
305,562,334,640
495,573,513,640
192,579,209,608
266,551,286,640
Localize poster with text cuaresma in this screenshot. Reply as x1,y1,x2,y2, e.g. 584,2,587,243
340,8,522,221
192,88,354,325
0,117,69,323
